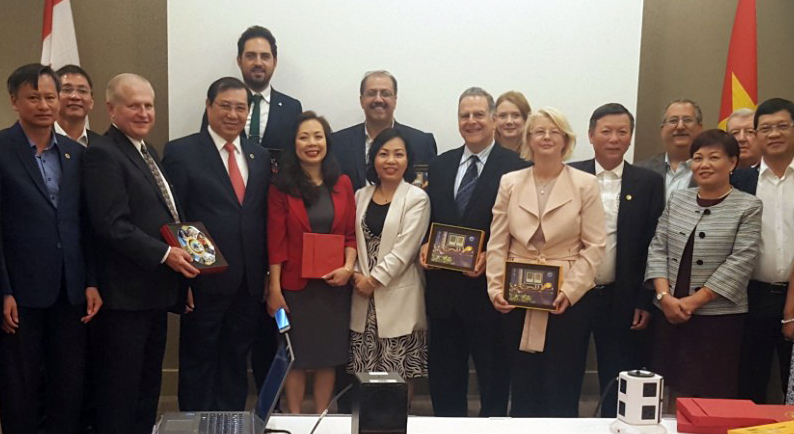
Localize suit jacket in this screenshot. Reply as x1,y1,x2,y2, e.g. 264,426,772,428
0,122,95,307
162,130,270,297
731,167,759,195
268,175,357,291
332,121,438,191
87,129,103,146
82,125,182,310
486,165,606,351
424,144,529,320
636,152,697,189
351,181,430,338
568,159,665,327
645,188,762,315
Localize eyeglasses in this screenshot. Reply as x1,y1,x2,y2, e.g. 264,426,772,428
362,89,395,99
212,101,248,114
663,116,697,127
728,128,756,138
757,122,793,136
60,86,91,96
530,129,564,139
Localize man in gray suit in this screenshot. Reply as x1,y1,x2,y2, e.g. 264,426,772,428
637,98,703,199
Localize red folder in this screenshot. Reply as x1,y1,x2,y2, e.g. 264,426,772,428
677,398,794,434
301,233,344,279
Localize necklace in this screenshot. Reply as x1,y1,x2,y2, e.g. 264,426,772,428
534,177,556,195
374,187,393,204
697,186,733,200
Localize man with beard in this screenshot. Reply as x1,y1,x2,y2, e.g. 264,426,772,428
332,70,437,190
637,98,703,199
54,65,102,147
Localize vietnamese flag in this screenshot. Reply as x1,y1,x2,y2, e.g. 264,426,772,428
718,0,757,130
41,0,80,69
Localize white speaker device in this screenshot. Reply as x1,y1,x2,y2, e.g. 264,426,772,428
610,370,666,434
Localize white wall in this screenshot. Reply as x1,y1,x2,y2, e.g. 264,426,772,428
168,0,643,161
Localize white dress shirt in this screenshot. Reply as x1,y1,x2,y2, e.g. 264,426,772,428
665,153,693,200
54,122,88,147
207,126,248,185
245,85,271,141
363,119,395,164
753,158,794,283
453,141,495,197
594,160,623,285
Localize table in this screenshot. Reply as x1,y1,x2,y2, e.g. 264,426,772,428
266,415,681,434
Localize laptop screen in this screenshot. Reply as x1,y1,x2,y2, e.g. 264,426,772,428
254,338,294,423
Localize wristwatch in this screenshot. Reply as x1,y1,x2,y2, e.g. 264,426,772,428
656,291,670,301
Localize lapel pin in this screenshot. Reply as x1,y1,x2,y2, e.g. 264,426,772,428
278,102,283,107
626,194,632,201
249,154,255,159
64,153,71,159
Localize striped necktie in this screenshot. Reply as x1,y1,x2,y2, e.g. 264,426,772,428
455,155,480,216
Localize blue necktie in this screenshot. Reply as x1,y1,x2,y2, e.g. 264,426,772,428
455,155,480,216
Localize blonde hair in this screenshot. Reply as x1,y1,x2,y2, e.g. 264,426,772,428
520,107,576,161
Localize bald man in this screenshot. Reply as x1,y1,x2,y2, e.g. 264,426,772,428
82,73,198,434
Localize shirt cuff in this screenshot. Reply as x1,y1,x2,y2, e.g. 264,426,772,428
161,246,171,264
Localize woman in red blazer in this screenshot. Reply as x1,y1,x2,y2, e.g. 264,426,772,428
267,111,357,414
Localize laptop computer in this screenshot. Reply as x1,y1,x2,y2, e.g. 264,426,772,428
156,334,294,434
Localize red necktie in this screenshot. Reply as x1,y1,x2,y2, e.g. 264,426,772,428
224,143,245,204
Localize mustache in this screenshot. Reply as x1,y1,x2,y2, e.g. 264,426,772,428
369,102,387,109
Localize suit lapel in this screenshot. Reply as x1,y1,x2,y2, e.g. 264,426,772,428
440,147,464,217
617,162,637,229
57,140,79,206
354,124,367,188
542,166,573,217
200,130,240,207
10,124,52,206
287,194,312,231
378,181,409,261
108,126,172,213
241,138,261,207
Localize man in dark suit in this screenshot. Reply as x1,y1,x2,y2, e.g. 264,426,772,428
332,70,437,190
163,77,271,411
54,64,102,147
82,73,199,434
420,87,528,417
733,98,794,404
0,63,101,434
569,103,665,417
636,98,702,199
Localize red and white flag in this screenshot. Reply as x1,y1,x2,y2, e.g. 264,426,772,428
41,0,80,69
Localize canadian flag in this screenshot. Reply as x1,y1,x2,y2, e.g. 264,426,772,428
41,0,80,69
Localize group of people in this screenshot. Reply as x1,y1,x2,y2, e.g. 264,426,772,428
1,23,794,434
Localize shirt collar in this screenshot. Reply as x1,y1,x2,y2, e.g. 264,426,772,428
113,124,145,151
207,126,241,153
759,157,794,179
54,122,88,146
251,85,272,104
26,129,58,152
461,141,495,165
664,152,690,170
364,119,396,141
595,159,624,178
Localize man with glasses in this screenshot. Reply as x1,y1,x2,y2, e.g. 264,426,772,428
637,98,703,199
733,98,794,404
163,77,271,411
332,70,437,190
55,64,101,147
727,108,761,170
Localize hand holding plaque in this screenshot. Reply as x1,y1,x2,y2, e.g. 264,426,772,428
426,223,485,273
160,222,229,274
504,261,562,311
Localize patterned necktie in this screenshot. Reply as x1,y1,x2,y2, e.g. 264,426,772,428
224,143,246,204
455,155,480,216
140,144,180,222
249,94,263,144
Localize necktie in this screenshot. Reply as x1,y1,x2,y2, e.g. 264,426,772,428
224,143,246,204
249,94,263,144
455,155,480,216
140,144,180,222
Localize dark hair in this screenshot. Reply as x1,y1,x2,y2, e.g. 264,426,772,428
754,98,794,128
7,63,61,96
588,103,635,133
56,64,93,89
359,70,397,96
365,128,417,185
275,111,341,205
690,129,740,170
237,26,277,59
207,77,247,103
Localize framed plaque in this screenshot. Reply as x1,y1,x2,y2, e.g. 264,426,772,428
504,261,562,311
426,223,484,273
412,164,429,189
160,222,229,274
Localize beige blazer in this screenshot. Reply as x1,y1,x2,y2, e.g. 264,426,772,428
486,165,606,352
351,181,431,338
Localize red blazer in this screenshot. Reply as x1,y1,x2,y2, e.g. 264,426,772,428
268,175,357,290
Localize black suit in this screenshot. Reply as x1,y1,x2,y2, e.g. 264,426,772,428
0,123,93,434
332,121,438,191
424,144,528,417
163,130,271,411
569,159,664,417
87,129,103,145
732,167,792,403
82,125,182,434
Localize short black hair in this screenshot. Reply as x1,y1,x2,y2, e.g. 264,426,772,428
7,63,61,96
588,103,635,133
207,77,247,103
237,26,277,59
754,98,794,128
365,128,417,185
690,129,740,166
56,64,93,89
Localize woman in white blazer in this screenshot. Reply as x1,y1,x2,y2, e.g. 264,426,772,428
347,128,431,400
